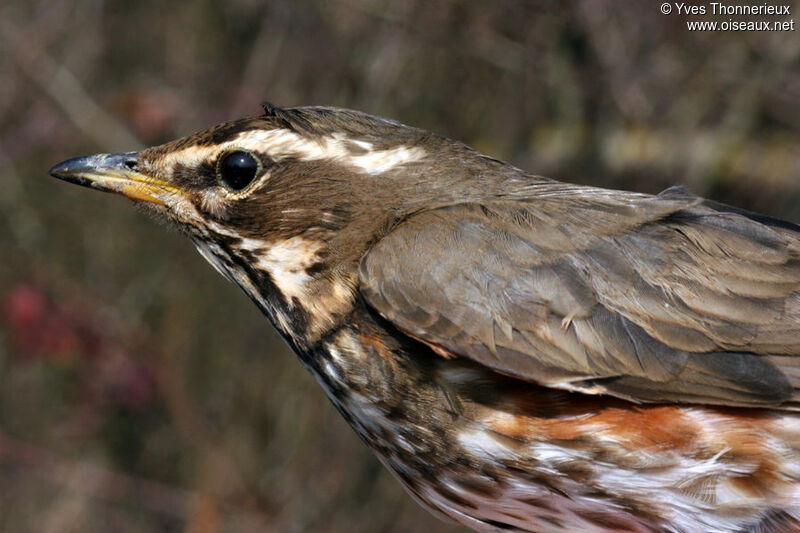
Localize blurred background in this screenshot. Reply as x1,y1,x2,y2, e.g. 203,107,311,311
1,1,799,531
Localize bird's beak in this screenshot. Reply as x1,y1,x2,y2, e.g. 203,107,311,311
49,152,179,206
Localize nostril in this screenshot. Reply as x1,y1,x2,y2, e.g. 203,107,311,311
124,159,138,171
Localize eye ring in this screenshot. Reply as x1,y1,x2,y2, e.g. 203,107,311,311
215,150,262,193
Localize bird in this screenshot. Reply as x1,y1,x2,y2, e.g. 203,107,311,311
50,103,800,533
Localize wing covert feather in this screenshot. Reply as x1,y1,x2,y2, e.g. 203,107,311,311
358,186,800,407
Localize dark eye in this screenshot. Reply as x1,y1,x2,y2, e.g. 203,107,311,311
217,151,260,191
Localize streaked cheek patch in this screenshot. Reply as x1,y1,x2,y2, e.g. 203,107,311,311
199,188,231,218
242,236,324,303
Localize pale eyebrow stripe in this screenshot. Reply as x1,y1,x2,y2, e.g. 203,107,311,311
230,129,427,175
155,128,427,177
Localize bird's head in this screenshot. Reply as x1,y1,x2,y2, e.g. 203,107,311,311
50,104,514,347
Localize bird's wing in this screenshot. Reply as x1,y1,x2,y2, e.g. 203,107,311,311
358,185,800,408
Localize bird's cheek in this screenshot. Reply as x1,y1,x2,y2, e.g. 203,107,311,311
197,189,231,219
149,192,208,228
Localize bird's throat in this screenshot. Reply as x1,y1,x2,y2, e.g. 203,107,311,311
193,234,359,348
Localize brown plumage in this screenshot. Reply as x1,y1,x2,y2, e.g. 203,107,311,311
50,104,800,532
360,188,800,407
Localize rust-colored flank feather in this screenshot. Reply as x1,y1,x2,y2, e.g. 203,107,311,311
50,104,800,532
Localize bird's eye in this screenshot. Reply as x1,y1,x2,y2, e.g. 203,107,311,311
217,151,260,191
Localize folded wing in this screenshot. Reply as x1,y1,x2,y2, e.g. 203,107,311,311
359,185,800,408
